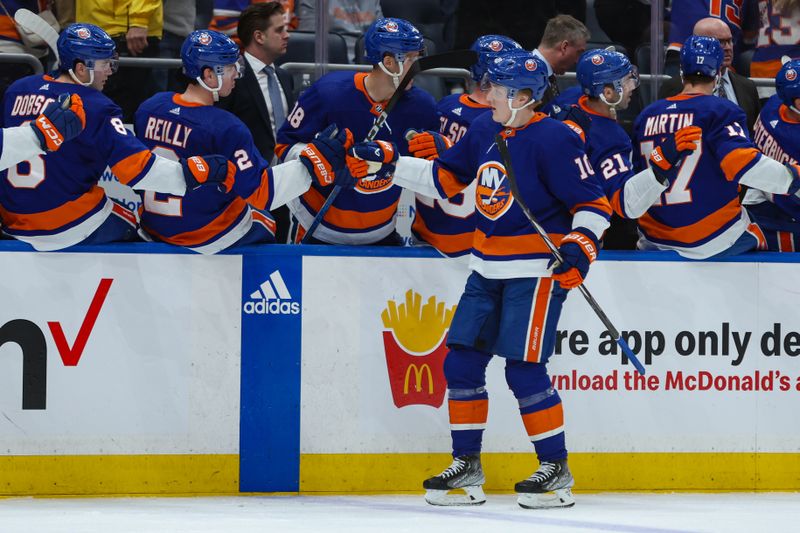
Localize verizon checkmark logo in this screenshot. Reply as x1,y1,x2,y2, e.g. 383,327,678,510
47,278,113,366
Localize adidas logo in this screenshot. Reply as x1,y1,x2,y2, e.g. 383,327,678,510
452,106,462,116
39,83,50,90
771,120,779,128
169,107,181,115
666,103,677,110
243,269,300,315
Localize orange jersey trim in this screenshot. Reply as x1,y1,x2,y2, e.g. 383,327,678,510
0,17,20,41
354,72,389,116
246,169,271,210
274,143,290,160
147,197,249,246
473,228,564,256
0,186,106,232
302,187,399,230
609,189,624,218
571,197,613,216
437,166,467,198
411,215,474,255
172,93,206,107
750,58,783,79
111,150,154,185
667,93,704,101
522,403,564,438
499,112,548,139
638,197,741,244
779,105,800,125
720,148,759,182
458,93,490,109
448,399,489,425
577,95,607,118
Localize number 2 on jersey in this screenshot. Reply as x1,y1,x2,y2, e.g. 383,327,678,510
144,146,182,216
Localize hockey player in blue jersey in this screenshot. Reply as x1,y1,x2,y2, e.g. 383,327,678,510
633,35,800,259
0,23,231,251
135,30,355,253
0,93,85,171
570,48,704,221
408,35,520,258
274,17,438,245
349,50,612,508
744,57,800,251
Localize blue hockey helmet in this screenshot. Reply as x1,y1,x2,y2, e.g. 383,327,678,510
181,30,241,80
776,58,800,109
469,35,523,82
576,48,637,97
363,18,425,65
486,51,549,102
680,35,723,78
57,23,116,73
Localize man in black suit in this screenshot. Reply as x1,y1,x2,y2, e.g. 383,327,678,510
659,17,760,136
218,2,295,242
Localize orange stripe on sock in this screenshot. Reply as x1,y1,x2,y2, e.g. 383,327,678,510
522,403,564,441
448,399,488,425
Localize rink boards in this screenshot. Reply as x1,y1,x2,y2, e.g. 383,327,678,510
0,243,799,495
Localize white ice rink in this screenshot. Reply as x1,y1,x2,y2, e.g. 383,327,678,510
0,493,797,533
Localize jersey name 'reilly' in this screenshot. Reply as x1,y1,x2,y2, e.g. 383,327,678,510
143,117,192,149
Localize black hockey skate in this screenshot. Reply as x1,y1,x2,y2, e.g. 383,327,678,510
515,458,575,509
423,454,486,506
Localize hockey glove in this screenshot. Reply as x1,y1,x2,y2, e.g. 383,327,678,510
299,124,356,188
549,228,599,289
31,93,86,151
182,155,236,193
554,105,591,141
649,125,702,185
406,129,453,160
347,140,398,180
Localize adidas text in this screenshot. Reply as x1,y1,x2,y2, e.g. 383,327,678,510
243,299,300,315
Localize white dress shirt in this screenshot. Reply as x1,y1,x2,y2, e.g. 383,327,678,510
718,70,738,105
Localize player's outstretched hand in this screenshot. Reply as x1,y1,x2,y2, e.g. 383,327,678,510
31,93,86,151
347,140,398,180
406,129,453,160
182,155,236,192
555,105,591,142
299,124,356,188
549,228,599,289
649,125,702,185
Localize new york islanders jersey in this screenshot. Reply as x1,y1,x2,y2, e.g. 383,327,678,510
541,86,581,116
632,93,794,258
0,0,40,45
668,0,748,51
1,75,184,251
411,93,489,258
751,1,800,79
394,112,611,279
745,94,800,227
275,71,438,244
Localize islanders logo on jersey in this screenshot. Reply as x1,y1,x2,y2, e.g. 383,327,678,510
198,32,212,45
475,161,513,220
76,27,91,39
591,54,604,65
384,21,399,32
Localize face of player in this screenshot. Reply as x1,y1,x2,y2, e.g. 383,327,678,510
384,51,420,76
604,72,639,110
203,63,240,97
260,12,289,59
554,38,587,75
486,83,530,124
75,59,114,90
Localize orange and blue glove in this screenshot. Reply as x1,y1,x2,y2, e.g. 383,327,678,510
346,140,398,180
182,155,236,192
31,93,86,151
549,228,599,289
649,125,702,185
406,129,453,160
299,124,355,188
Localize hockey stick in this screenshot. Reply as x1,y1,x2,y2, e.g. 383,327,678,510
300,49,478,244
495,135,646,375
13,8,60,66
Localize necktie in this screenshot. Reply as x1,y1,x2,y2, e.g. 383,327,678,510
716,79,728,100
548,74,560,97
264,65,286,131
